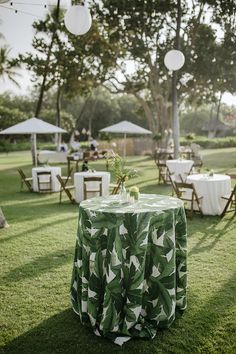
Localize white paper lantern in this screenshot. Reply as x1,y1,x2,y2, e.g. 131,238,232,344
164,50,185,71
64,5,92,36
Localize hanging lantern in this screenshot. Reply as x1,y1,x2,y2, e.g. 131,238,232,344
164,50,185,71
64,5,92,35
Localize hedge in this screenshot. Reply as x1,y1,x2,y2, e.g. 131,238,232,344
180,136,236,149
0,141,56,153
1,136,236,153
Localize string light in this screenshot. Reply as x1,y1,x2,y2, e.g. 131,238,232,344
7,1,68,8
0,4,44,18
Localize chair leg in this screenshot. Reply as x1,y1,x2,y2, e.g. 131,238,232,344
234,193,236,215
221,197,232,218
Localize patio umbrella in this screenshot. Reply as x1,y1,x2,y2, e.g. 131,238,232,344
0,117,67,166
99,120,152,157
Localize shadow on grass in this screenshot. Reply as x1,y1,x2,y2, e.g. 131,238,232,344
0,214,77,245
124,156,152,164
2,272,236,354
1,309,113,354
1,247,75,284
1,199,78,226
188,215,236,257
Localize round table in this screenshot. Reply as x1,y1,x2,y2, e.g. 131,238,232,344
32,166,61,192
74,171,110,203
166,159,194,182
71,194,187,345
186,174,231,215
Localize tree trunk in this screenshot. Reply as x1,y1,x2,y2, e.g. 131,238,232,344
213,92,222,137
208,104,214,138
56,85,62,151
75,95,92,130
134,93,155,132
89,91,98,136
172,0,182,159
35,0,61,118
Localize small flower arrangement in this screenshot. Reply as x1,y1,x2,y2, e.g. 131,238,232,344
208,169,214,177
106,152,138,183
129,186,140,200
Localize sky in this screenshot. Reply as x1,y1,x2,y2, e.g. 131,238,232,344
0,0,235,106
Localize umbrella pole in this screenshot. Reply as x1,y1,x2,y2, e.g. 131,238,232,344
31,133,37,166
123,133,126,158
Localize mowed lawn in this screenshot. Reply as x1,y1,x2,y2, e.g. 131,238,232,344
0,148,236,354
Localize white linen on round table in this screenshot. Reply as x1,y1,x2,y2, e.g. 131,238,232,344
32,167,61,192
166,159,194,182
74,171,111,203
186,174,231,215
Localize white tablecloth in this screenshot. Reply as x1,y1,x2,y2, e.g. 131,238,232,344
186,174,231,215
74,171,111,203
37,150,68,163
166,159,194,182
32,167,61,192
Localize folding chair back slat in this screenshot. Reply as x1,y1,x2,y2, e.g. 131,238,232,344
83,176,102,200
37,171,52,193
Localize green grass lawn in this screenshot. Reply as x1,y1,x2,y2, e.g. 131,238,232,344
0,148,236,354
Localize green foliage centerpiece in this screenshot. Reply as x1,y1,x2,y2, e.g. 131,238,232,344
106,152,137,201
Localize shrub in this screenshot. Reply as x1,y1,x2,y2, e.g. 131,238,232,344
0,140,31,153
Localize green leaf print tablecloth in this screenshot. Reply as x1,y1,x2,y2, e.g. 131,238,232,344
71,194,187,345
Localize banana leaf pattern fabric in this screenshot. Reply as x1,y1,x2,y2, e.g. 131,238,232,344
71,194,187,344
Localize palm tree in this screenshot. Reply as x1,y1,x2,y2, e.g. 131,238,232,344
0,45,21,87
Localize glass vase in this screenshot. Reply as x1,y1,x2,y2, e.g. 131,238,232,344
119,181,127,202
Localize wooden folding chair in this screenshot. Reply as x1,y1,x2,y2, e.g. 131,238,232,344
59,167,74,203
167,168,178,196
56,175,75,204
154,153,167,184
221,174,236,217
174,182,203,218
83,176,102,200
37,171,52,193
179,164,196,183
61,167,73,184
17,168,33,192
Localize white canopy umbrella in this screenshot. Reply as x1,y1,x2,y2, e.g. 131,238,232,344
0,117,67,166
100,120,152,157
